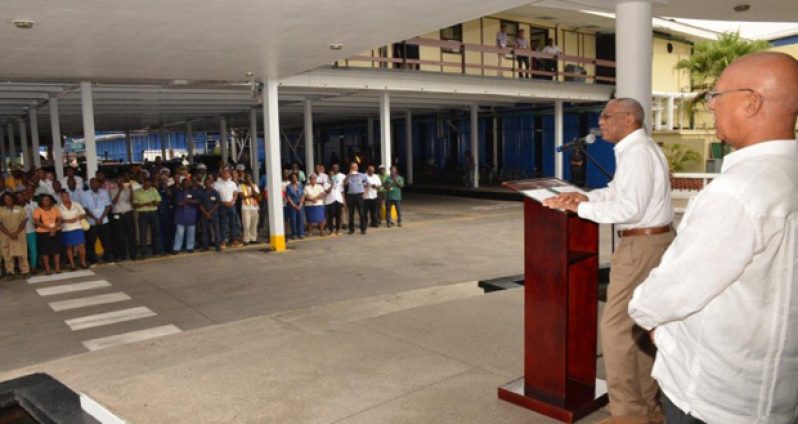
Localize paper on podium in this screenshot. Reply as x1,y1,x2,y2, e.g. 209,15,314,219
521,185,586,203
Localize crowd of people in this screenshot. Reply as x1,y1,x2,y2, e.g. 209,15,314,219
0,159,406,278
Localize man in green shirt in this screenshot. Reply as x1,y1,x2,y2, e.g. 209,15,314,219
384,166,405,228
133,178,164,256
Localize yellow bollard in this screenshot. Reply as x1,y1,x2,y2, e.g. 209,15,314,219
380,203,398,221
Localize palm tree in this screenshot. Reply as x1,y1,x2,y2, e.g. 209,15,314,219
675,31,771,92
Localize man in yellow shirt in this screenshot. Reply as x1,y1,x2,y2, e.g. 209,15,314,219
133,179,164,257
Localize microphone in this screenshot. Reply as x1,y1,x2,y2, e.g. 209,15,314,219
555,128,601,153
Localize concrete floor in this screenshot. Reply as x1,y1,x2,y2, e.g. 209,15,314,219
0,193,614,423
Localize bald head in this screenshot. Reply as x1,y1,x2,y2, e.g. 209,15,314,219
711,52,798,148
610,98,645,128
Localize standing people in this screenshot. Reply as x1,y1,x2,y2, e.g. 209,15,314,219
0,192,29,279
303,174,326,237
109,176,137,261
325,164,345,235
384,166,405,228
629,52,798,423
21,190,37,273
543,98,673,424
133,178,164,257
515,29,530,79
363,165,382,228
343,162,368,235
542,38,562,80
80,178,114,264
199,177,222,252
213,169,242,248
157,174,176,249
33,194,61,275
172,178,199,254
57,191,88,270
285,173,305,239
239,173,261,244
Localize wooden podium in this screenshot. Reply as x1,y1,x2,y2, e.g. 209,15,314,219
499,178,607,423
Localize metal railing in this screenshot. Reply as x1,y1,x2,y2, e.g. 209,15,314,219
339,37,616,84
671,172,720,212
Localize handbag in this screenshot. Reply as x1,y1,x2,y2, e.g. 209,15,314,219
80,218,91,231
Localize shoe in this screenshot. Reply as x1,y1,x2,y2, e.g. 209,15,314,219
361,230,366,235
398,222,402,227
216,247,222,252
298,236,304,239
5,274,15,281
348,231,355,235
170,251,179,255
21,273,30,279
187,250,194,254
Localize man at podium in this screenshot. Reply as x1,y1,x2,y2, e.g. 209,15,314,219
544,98,673,424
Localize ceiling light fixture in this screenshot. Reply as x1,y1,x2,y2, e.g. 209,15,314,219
244,71,255,77
12,19,34,29
329,43,344,50
733,4,750,12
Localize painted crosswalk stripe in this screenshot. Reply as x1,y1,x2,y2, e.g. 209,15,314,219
49,292,132,312
27,270,95,284
82,325,182,352
36,280,111,297
65,307,157,331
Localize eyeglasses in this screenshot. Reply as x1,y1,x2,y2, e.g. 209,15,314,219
703,88,755,104
598,111,632,121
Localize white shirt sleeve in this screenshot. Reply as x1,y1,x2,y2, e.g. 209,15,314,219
628,191,757,330
577,147,653,224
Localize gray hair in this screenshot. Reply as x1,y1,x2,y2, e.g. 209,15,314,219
610,97,645,127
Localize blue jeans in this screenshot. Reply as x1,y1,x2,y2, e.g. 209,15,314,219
386,199,402,225
662,393,705,424
286,206,304,238
220,205,240,243
138,211,164,255
173,224,196,252
200,214,221,250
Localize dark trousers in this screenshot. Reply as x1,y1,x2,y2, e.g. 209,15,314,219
346,193,366,233
286,206,304,238
138,211,164,256
220,205,240,243
386,199,402,225
111,212,137,260
364,198,379,227
200,214,221,250
326,202,342,233
158,212,174,252
517,56,530,78
86,222,114,263
662,393,705,424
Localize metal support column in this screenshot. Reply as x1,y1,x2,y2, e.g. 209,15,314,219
19,119,29,171
404,110,413,184
220,117,229,166
50,97,64,179
304,100,314,175
379,91,391,168
125,130,133,163
7,123,17,167
470,104,479,188
0,122,5,172
554,100,564,179
80,82,98,179
263,80,286,252
30,109,41,168
186,121,194,163
249,107,259,180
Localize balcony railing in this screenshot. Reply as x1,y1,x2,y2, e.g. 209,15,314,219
338,37,616,84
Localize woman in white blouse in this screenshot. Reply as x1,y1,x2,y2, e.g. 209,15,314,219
58,190,88,270
303,174,327,237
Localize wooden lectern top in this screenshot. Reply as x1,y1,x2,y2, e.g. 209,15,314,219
503,178,587,214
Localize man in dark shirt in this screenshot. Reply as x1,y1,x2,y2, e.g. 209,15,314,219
199,177,222,252
171,178,199,254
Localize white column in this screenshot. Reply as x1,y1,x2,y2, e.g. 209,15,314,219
470,104,479,188
6,124,16,166
404,110,413,184
666,96,675,131
80,81,98,178
250,107,259,181
18,119,29,171
231,129,238,164
262,80,286,252
0,122,5,172
186,121,194,163
654,98,663,130
379,91,391,168
50,97,64,179
30,109,41,168
220,117,229,166
304,100,314,175
554,100,564,179
615,0,653,131
125,130,133,163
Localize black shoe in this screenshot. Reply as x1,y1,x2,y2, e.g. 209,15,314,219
398,222,402,227
169,251,178,255
361,230,366,235
187,250,194,254
348,231,355,235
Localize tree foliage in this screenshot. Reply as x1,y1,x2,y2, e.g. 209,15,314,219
675,32,771,91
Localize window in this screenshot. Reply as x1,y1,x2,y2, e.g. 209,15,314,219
440,24,462,54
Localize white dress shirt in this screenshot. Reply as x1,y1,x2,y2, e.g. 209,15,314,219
542,44,562,55
364,174,382,200
628,139,798,424
59,175,84,191
325,172,345,205
577,129,673,230
213,179,239,203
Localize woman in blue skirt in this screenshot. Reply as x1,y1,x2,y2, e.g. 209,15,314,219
303,174,327,236
58,190,88,270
